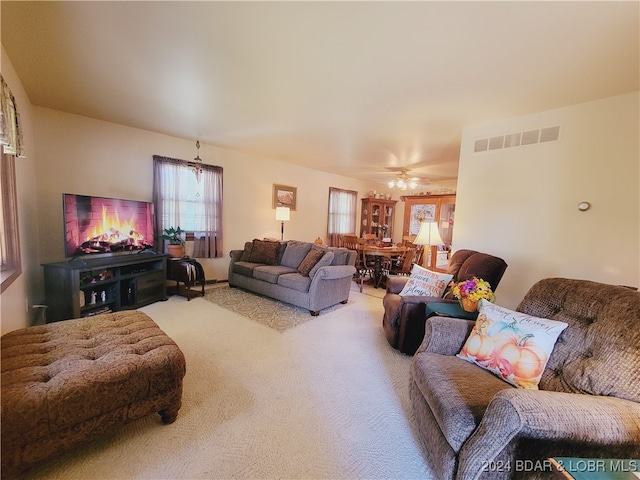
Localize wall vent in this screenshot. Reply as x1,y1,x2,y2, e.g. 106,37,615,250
540,125,560,143
521,129,540,145
473,125,560,154
504,132,521,148
474,138,489,153
489,136,504,150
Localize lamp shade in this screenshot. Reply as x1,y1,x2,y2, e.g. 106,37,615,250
275,207,290,222
413,221,444,246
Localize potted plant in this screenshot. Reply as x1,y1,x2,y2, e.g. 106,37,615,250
162,226,185,258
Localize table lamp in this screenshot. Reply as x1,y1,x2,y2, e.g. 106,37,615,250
275,207,290,241
413,221,444,268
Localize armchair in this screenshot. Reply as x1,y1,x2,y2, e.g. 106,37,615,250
382,249,507,354
409,278,640,480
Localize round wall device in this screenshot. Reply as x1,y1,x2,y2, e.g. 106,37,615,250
578,202,591,211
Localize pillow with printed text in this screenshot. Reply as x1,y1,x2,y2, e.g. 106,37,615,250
457,299,568,389
398,264,453,298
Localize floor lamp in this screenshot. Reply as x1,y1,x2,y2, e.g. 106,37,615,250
275,207,290,241
413,221,444,269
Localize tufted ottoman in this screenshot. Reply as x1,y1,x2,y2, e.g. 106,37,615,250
1,310,186,477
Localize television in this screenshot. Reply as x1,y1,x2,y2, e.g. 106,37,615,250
63,193,156,258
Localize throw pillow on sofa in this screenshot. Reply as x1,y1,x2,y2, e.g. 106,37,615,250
248,239,280,265
298,247,326,276
399,264,453,297
457,299,568,389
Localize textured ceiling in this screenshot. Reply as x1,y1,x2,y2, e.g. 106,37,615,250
2,1,638,190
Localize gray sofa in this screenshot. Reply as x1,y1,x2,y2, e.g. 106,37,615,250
410,277,640,480
228,239,357,315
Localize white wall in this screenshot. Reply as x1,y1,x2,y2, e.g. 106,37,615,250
0,48,41,334
454,92,639,309
31,108,383,295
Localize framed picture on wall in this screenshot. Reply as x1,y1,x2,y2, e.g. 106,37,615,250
272,184,297,210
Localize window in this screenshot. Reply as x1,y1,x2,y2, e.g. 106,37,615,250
327,187,358,246
153,155,223,258
0,74,24,292
0,153,21,291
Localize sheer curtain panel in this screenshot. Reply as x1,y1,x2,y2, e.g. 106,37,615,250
327,187,357,247
153,155,223,258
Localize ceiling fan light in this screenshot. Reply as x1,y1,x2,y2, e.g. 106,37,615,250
388,180,396,188
409,180,417,189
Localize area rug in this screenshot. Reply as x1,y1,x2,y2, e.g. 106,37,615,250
204,284,349,332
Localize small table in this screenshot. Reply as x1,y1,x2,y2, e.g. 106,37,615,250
167,258,206,301
425,301,479,321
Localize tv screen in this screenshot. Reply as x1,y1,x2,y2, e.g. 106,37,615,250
63,193,155,258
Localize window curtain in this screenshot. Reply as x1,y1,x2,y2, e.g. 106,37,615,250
193,163,223,258
326,187,358,247
153,155,223,258
0,75,25,158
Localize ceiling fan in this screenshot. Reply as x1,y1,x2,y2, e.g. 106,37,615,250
387,169,429,190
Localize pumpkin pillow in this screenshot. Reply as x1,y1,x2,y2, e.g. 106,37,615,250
457,299,568,389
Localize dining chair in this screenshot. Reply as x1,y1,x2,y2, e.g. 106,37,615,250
362,233,377,245
340,234,371,292
377,245,417,287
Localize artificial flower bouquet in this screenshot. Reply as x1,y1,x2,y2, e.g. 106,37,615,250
450,277,494,311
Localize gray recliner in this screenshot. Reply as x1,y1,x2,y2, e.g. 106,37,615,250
409,277,640,479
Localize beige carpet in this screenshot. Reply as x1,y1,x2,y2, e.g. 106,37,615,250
24,281,433,480
204,284,348,332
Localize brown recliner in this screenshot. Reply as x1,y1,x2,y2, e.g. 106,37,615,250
382,249,507,355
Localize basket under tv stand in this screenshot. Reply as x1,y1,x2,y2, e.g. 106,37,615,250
43,252,169,322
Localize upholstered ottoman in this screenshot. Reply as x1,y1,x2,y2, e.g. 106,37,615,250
1,311,186,477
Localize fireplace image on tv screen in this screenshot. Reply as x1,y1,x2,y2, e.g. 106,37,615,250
64,194,155,257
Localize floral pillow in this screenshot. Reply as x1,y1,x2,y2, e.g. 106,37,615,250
457,300,568,389
399,264,453,298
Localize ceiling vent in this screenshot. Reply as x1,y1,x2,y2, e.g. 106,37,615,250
473,125,560,154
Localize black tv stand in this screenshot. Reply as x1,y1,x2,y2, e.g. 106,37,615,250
43,254,169,322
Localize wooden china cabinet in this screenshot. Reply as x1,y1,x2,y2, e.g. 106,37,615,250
360,198,397,241
401,194,456,272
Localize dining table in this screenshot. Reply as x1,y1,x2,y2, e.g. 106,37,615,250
363,244,407,288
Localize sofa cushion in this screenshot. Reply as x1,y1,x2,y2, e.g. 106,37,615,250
328,247,349,266
399,264,453,297
280,241,313,268
411,351,513,452
278,272,312,293
232,261,263,278
457,300,568,389
298,247,326,276
253,265,297,284
248,239,280,265
309,251,334,279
